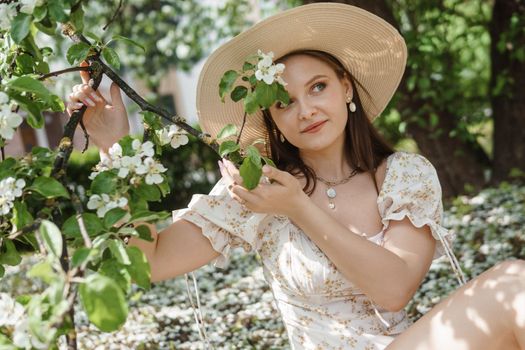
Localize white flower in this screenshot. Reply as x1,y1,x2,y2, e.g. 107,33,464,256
19,0,45,14
0,177,26,215
0,293,25,327
156,125,189,149
0,91,9,104
0,3,17,31
117,155,142,178
132,139,155,158
87,193,128,218
108,142,123,160
0,104,23,140
12,318,49,350
135,157,167,185
254,50,286,86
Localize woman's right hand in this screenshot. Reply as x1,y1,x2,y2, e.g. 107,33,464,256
66,62,129,154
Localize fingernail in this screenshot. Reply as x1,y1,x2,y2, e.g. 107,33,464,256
262,165,271,173
88,79,94,87
218,160,223,168
85,98,95,106
91,93,102,102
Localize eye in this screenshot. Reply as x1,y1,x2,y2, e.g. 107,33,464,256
312,82,326,92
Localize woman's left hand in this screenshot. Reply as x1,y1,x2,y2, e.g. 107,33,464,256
218,158,308,218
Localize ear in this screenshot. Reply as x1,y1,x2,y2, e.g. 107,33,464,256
342,74,353,99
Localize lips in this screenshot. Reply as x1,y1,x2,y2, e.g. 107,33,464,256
301,120,327,133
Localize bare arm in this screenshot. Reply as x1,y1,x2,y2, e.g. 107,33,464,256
128,219,221,283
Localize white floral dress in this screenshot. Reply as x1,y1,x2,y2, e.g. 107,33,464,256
172,151,455,349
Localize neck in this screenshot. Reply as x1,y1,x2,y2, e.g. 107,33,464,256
299,137,353,181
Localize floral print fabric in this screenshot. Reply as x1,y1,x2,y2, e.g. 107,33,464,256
172,151,453,349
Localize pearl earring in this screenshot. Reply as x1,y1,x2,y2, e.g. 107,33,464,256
349,102,356,112
279,133,285,143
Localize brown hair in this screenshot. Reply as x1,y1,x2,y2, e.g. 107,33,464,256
262,50,394,196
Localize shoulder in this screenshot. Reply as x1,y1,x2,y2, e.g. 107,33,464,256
381,151,441,195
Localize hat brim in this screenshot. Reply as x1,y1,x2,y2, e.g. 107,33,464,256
196,3,407,156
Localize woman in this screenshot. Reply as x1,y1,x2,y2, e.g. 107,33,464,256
67,3,525,349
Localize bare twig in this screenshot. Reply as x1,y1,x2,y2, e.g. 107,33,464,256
38,66,91,81
103,0,124,31
236,112,248,145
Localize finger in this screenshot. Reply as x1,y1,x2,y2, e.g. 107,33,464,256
72,91,96,107
218,160,235,185
109,82,123,107
66,101,84,115
79,61,91,84
80,84,105,104
262,165,290,186
230,184,259,206
222,158,244,185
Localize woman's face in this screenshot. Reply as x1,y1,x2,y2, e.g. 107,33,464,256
268,54,352,154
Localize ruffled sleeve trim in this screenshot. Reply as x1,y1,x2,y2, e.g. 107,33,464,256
172,177,269,269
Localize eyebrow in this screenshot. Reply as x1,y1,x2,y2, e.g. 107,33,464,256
304,74,328,86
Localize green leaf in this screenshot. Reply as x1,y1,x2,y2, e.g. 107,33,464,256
108,239,131,265
262,156,276,168
11,94,44,128
66,42,91,66
70,5,84,32
242,62,255,72
129,210,169,224
39,220,63,258
98,259,131,294
34,19,56,36
79,273,128,332
219,140,240,158
230,86,248,102
47,0,68,22
28,260,55,284
49,94,65,112
29,176,70,198
0,265,4,279
12,201,34,231
246,145,262,168
84,31,102,43
255,81,276,109
239,157,262,190
133,183,161,202
243,90,259,114
276,84,290,105
71,247,97,268
62,213,104,238
104,207,128,228
0,240,22,266
219,70,239,102
33,6,48,22
7,76,52,103
91,171,118,194
125,246,151,290
15,54,35,74
216,124,237,140
102,47,120,70
11,13,32,43
135,224,153,242
111,35,145,52
0,158,16,178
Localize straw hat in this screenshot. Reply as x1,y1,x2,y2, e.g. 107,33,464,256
196,3,407,155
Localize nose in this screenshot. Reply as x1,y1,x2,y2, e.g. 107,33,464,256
297,98,316,120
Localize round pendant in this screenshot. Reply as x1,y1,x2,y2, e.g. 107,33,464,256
328,202,335,209
326,188,336,198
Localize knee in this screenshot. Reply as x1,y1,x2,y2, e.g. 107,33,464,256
493,259,525,277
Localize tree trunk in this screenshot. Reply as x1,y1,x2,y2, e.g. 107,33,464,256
302,0,489,197
490,0,525,183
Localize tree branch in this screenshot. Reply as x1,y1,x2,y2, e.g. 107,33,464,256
38,66,91,81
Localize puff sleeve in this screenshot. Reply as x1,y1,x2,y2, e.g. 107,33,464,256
171,177,269,268
377,152,455,260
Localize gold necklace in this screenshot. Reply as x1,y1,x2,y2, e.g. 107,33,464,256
315,169,358,210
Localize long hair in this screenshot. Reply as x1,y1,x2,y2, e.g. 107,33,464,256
261,50,394,196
